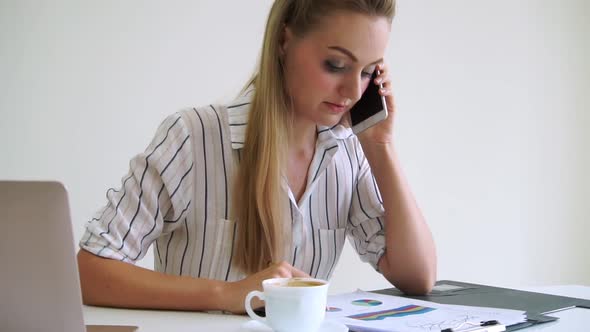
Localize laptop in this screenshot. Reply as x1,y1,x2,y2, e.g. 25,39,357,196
0,181,137,332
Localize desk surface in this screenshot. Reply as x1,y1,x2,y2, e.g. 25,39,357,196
83,285,589,332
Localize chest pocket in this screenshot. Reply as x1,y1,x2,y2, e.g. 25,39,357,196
311,227,346,280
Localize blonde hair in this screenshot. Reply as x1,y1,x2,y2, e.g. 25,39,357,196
233,0,396,274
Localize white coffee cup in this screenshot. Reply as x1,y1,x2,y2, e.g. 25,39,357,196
244,277,329,332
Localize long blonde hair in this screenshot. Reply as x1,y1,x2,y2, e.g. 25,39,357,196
233,0,396,274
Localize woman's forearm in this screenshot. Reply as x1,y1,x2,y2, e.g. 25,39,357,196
361,141,437,294
77,249,228,311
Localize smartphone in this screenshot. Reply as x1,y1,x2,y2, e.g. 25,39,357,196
350,69,388,134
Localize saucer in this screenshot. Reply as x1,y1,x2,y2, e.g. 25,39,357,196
240,319,348,332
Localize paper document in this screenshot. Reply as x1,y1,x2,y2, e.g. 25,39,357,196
326,290,526,332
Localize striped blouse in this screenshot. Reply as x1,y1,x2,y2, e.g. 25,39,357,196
80,88,386,282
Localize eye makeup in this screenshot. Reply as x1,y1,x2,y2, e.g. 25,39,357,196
323,59,375,79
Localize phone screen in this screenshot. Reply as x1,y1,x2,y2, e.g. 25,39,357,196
350,70,387,133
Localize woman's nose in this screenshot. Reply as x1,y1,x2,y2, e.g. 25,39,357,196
339,76,363,102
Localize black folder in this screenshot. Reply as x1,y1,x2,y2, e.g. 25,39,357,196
372,280,590,331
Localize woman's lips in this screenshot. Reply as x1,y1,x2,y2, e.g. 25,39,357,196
324,102,347,114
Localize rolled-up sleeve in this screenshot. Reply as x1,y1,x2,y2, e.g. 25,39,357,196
79,112,194,264
347,142,386,270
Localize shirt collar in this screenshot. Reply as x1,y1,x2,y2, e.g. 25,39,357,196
226,87,354,150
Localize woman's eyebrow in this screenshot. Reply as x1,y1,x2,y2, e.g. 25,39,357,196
327,46,383,65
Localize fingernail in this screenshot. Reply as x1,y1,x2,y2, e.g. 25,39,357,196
375,77,382,84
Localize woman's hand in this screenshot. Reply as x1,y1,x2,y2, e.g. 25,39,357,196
222,261,309,314
356,62,396,145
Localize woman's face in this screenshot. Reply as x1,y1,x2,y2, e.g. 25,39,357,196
282,12,391,128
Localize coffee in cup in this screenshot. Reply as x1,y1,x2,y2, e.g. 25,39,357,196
283,280,325,287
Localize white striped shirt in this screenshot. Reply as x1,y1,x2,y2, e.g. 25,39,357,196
80,88,387,282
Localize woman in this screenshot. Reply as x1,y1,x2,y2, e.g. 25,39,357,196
77,0,436,314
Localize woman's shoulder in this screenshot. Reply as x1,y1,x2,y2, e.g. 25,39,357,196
174,91,252,135
163,101,249,152
172,103,234,132
177,103,225,121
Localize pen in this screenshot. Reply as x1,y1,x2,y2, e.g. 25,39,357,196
441,320,506,332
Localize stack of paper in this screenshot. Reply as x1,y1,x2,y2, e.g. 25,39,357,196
326,290,527,332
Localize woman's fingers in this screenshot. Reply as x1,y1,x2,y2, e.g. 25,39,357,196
289,265,310,278
266,261,310,278
375,63,392,96
228,261,317,314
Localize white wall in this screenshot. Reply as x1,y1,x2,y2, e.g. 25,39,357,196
1,0,588,294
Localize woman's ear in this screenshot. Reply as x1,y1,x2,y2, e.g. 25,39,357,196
280,25,294,56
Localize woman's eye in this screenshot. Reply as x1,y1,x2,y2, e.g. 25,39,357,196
324,60,374,79
361,71,373,79
324,60,345,72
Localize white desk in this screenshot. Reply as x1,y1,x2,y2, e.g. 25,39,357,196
83,285,589,332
